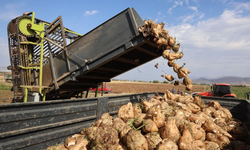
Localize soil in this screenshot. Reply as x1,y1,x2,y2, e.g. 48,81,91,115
0,90,13,103
106,81,206,94
0,75,207,103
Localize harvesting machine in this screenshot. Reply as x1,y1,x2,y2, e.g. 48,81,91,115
7,8,163,102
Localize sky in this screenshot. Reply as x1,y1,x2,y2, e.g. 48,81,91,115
0,0,249,82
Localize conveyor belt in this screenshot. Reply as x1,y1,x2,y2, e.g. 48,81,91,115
42,8,163,99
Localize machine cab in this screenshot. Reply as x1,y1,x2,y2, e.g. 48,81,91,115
212,83,236,98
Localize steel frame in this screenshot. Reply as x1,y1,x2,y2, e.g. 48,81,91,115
7,12,81,102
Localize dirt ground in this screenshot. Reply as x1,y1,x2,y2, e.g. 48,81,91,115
0,75,13,104
0,75,208,103
76,81,208,99
106,81,207,94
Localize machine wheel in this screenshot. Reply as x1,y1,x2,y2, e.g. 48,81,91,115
17,16,36,37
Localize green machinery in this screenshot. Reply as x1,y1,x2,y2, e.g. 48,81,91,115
7,12,81,102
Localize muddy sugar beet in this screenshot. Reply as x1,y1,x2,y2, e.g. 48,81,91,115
139,19,192,91
47,92,250,150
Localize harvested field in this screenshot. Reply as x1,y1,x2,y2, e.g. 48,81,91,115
106,81,206,94
0,75,207,103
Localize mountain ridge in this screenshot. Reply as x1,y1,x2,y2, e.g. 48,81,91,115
193,76,250,86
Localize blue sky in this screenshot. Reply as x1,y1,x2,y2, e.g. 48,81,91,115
0,0,249,81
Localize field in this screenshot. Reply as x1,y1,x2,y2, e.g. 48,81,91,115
0,75,13,104
0,74,249,103
232,86,250,100
106,81,206,94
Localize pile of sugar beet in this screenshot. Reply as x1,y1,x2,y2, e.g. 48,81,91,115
46,20,250,150
47,93,250,150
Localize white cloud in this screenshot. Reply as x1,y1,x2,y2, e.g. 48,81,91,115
167,8,173,14
199,13,204,19
177,4,202,23
185,0,189,5
229,2,250,11
83,10,98,16
166,9,250,77
174,0,183,6
178,12,204,23
154,11,167,23
188,6,198,13
181,14,196,22
167,0,183,14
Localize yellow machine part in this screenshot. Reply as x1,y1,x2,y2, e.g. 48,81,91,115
18,17,36,36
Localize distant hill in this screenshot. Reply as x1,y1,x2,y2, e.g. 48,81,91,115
193,76,250,86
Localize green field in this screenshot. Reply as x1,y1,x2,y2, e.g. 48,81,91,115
231,86,250,99
0,85,11,90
